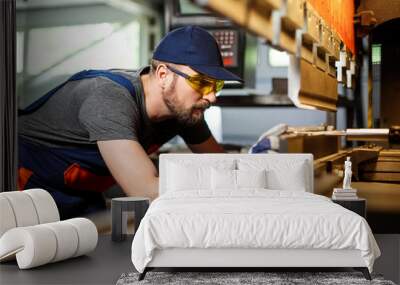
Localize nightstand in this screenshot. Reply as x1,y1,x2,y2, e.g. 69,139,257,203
332,198,367,218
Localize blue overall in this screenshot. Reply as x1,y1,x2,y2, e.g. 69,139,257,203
18,70,136,219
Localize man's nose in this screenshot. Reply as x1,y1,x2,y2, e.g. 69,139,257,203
203,92,217,104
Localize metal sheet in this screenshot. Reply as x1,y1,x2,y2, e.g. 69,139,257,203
289,56,338,111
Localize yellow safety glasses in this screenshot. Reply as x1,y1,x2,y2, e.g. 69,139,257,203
166,65,224,96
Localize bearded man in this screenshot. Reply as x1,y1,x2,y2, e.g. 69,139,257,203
17,25,243,218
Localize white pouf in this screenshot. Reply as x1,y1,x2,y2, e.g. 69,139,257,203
0,219,98,269
0,196,17,237
0,189,98,269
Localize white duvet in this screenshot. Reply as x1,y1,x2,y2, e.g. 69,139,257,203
131,190,380,273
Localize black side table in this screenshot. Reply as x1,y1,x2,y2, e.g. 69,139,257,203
111,197,150,242
332,198,367,218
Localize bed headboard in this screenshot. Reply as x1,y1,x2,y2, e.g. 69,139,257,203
159,153,314,195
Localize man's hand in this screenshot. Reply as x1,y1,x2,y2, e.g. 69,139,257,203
97,140,159,200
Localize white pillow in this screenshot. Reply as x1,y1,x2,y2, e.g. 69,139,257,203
166,160,235,192
211,168,236,190
236,169,267,189
238,159,308,191
211,168,267,190
267,166,307,191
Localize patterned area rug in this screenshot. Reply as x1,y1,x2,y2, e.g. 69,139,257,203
116,271,396,285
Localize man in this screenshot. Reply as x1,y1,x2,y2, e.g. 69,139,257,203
18,25,243,219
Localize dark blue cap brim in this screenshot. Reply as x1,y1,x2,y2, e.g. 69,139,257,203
190,65,244,82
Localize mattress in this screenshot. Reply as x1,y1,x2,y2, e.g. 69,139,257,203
131,190,380,273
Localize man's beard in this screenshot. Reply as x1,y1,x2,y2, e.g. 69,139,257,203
162,80,210,126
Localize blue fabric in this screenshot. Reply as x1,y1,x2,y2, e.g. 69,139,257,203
251,137,272,153
19,137,107,219
153,25,243,82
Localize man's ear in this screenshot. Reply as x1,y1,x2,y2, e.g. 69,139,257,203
155,64,168,88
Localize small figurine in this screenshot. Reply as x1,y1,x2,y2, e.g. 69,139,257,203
342,156,352,190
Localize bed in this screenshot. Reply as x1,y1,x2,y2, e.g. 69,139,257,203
131,154,380,280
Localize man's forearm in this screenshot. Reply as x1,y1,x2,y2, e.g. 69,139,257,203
98,140,160,201
123,176,159,201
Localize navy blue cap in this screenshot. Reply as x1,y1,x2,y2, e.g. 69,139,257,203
153,25,243,82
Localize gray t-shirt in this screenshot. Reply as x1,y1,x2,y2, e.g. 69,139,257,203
18,66,211,153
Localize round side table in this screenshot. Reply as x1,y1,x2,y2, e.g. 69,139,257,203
111,197,149,242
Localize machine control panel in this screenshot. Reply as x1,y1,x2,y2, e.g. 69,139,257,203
210,29,239,68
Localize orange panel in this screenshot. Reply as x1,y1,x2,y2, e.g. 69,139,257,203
308,0,355,54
